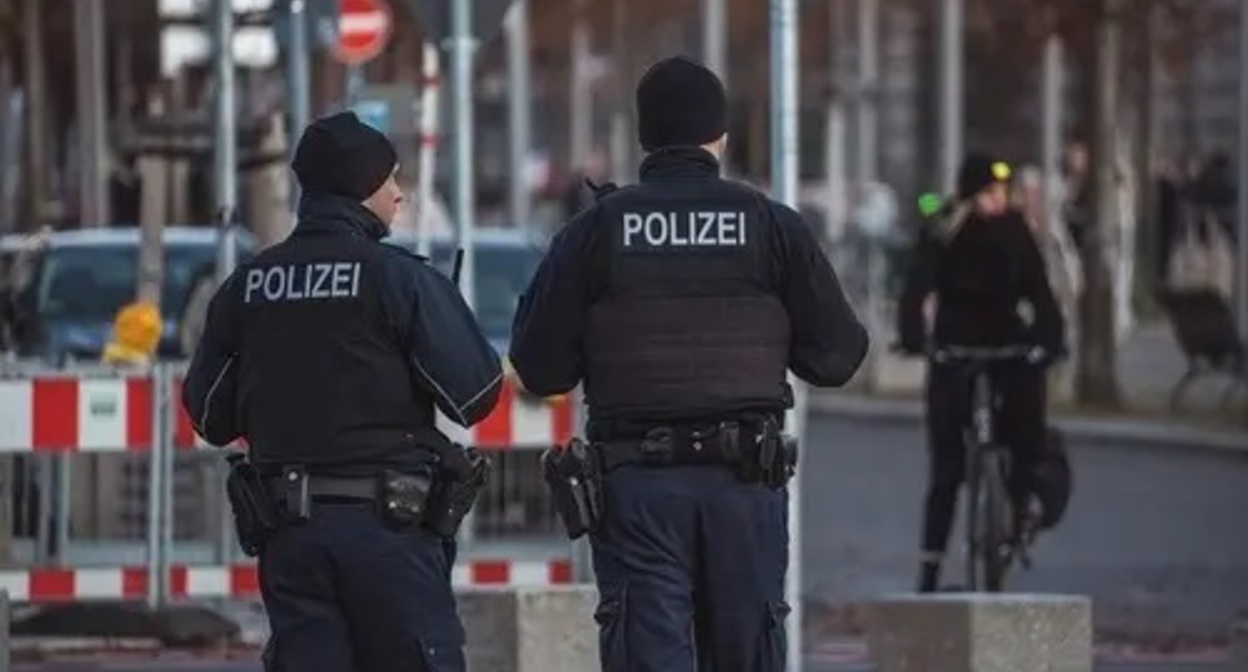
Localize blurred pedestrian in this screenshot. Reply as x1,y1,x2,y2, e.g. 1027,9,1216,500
1060,140,1093,253
1167,154,1237,299
1012,165,1081,400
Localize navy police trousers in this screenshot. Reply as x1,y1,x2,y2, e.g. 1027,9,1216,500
258,502,465,672
591,464,791,672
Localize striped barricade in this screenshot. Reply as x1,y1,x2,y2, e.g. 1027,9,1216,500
170,372,577,452
0,365,582,606
0,559,573,603
0,371,160,452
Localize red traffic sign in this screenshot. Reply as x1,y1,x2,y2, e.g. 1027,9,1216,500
333,0,393,66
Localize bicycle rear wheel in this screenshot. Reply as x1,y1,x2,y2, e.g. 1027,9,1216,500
978,448,1011,592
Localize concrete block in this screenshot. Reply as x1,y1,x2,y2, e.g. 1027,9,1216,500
458,585,599,672
1230,621,1248,672
865,593,1093,672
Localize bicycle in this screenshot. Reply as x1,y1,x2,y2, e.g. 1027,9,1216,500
929,344,1042,593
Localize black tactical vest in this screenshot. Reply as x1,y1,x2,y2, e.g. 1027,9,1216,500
582,150,791,424
233,216,437,474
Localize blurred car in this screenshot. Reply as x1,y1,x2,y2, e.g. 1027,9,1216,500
382,227,548,355
0,226,256,362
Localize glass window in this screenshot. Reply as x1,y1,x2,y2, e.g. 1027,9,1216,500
429,243,543,342
34,243,225,322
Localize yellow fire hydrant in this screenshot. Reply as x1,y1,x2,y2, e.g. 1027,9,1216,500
102,301,163,366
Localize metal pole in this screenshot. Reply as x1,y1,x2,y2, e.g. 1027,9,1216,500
569,387,594,583
159,366,177,607
35,457,51,564
287,0,311,208
608,0,631,185
416,42,440,259
74,0,109,226
769,1,803,670
0,588,9,672
345,66,365,105
824,100,848,244
54,456,70,565
0,584,8,669
212,0,238,284
448,0,477,314
703,0,728,83
505,0,532,229
1041,35,1064,227
448,0,478,551
449,0,477,313
1237,0,1248,337
856,0,878,184
938,0,964,195
569,0,591,171
145,366,164,609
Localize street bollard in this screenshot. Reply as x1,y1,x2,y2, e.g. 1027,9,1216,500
457,586,598,672
865,593,1093,672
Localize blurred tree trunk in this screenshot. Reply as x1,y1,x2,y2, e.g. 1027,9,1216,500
1133,4,1158,295
21,0,48,228
1075,0,1123,407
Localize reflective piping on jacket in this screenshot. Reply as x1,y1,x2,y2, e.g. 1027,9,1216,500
197,355,235,436
409,355,503,428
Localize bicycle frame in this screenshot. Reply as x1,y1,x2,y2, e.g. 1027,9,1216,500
940,345,1034,592
963,367,999,590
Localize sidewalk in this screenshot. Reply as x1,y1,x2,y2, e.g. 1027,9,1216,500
829,320,1246,431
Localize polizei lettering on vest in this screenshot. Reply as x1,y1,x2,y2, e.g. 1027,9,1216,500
621,211,748,248
243,262,362,303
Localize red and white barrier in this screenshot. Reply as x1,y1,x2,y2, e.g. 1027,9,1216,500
442,376,576,450
0,559,573,603
169,375,574,451
0,371,575,453
0,376,156,452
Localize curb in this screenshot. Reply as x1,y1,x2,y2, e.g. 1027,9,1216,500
810,394,1248,454
804,640,1231,665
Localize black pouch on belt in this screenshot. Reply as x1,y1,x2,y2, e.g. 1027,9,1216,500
541,438,602,540
376,469,435,529
224,452,281,557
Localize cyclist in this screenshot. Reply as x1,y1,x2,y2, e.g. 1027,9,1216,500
896,153,1067,592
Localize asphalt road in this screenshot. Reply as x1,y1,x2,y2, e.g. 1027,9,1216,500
808,659,1228,664
799,409,1248,639
10,657,1231,672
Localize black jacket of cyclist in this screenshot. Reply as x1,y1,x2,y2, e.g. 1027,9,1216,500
896,152,1067,593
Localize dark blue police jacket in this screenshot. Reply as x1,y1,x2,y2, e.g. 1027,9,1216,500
181,192,503,473
509,146,868,424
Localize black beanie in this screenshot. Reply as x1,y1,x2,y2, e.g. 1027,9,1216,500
635,56,728,152
956,152,1010,200
292,111,398,201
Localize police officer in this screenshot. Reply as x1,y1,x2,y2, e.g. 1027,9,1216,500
896,152,1067,593
510,57,868,672
182,111,502,672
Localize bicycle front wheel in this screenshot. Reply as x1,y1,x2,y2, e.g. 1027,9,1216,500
977,449,1011,592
